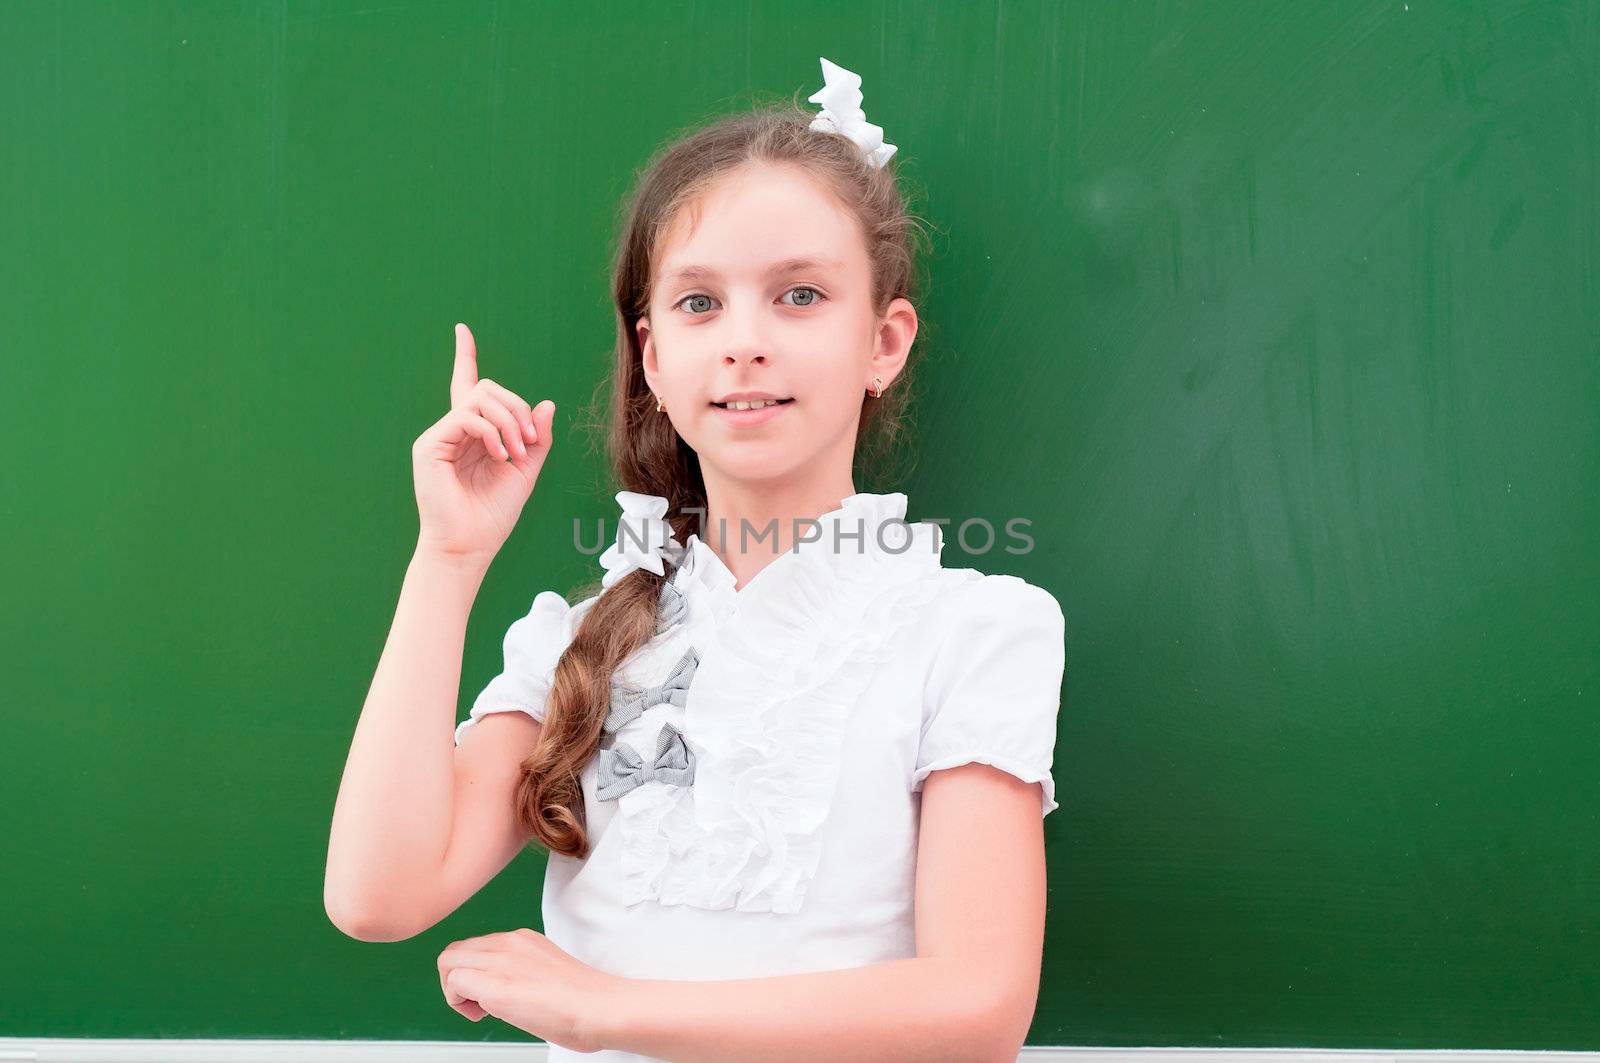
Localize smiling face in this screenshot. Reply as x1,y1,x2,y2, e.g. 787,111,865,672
636,161,915,490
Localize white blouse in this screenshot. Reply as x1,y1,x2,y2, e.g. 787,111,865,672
455,491,1066,1063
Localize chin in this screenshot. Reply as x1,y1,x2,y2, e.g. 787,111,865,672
702,447,812,483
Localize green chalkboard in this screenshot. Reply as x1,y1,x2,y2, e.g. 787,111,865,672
4,0,1596,1052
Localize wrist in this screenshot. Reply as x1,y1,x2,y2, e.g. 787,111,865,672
580,973,637,1052
411,540,495,579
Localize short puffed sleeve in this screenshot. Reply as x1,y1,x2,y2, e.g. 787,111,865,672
454,590,587,745
912,574,1067,816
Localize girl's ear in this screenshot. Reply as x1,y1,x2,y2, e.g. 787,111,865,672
637,316,656,372
637,316,662,394
870,296,917,389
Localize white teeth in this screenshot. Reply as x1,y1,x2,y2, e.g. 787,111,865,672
723,399,785,410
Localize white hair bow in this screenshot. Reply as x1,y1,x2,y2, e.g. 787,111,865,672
598,491,686,589
807,56,898,170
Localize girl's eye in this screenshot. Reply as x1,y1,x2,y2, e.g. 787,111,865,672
782,286,824,307
673,286,826,315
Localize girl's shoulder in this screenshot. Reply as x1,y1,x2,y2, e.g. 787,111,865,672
907,567,1069,817
910,566,1066,646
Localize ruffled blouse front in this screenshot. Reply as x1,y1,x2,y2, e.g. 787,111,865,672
455,491,1065,1062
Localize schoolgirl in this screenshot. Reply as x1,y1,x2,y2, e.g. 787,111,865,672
328,57,1066,1062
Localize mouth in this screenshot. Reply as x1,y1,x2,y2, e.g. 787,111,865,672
709,398,795,410
710,397,795,426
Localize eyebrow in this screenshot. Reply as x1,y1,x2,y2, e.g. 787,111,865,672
661,256,844,286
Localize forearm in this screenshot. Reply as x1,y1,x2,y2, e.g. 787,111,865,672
592,956,1017,1063
324,544,490,936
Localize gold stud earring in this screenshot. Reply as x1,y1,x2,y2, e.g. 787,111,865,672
656,395,666,412
870,376,884,398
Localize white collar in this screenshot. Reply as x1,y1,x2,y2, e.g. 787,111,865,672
674,491,937,595
594,489,944,609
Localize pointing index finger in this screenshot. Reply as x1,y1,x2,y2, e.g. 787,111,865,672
450,322,478,406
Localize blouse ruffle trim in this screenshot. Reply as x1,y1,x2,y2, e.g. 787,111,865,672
912,752,1059,817
610,492,959,914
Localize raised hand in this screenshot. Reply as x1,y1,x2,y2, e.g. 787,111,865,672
411,323,555,564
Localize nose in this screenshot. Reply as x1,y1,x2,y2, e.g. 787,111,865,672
723,348,768,368
720,298,771,368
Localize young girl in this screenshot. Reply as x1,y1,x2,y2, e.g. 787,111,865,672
326,57,1066,1062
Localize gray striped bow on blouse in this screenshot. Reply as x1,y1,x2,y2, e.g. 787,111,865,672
655,578,688,634
603,645,700,734
595,719,696,800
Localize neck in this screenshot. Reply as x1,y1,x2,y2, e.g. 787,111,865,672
697,476,858,590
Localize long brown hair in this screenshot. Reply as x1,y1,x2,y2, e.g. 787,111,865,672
515,90,933,859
